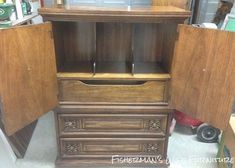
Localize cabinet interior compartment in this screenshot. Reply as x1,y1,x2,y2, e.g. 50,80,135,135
96,22,132,74
53,21,178,78
53,22,96,74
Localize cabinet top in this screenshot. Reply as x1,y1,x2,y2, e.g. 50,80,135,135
39,5,191,23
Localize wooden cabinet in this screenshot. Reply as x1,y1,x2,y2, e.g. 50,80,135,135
0,2,235,168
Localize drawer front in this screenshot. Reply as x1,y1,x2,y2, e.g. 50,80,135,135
60,138,165,158
58,80,168,104
58,114,168,137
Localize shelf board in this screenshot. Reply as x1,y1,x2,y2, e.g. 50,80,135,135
57,72,170,80
57,61,170,80
39,5,191,22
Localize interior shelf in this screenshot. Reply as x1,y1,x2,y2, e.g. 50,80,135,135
53,19,178,81
96,62,131,74
57,61,170,80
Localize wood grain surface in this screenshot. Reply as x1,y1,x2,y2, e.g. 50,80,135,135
60,137,165,158
171,25,235,130
59,80,168,105
0,23,58,135
39,5,190,22
58,113,168,137
96,23,132,62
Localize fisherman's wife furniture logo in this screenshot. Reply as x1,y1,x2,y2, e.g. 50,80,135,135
111,155,167,165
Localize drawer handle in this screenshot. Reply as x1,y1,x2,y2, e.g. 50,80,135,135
80,80,147,86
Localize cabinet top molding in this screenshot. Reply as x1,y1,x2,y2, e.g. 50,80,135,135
38,5,191,22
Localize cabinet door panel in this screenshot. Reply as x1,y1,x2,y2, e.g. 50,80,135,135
171,25,235,130
0,23,58,135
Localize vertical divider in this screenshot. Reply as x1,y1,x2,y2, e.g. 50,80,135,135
131,23,135,76
92,22,97,76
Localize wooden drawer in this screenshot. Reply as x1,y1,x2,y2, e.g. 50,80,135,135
58,113,168,137
58,80,168,104
60,138,166,158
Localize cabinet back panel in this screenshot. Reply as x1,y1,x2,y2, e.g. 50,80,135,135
63,22,96,62
52,22,66,70
133,23,164,62
96,22,132,62
133,23,178,73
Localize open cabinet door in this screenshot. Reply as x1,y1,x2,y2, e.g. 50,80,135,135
171,25,235,131
0,23,58,135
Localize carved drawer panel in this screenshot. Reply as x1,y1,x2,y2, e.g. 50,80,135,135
58,114,168,137
60,138,165,158
58,80,168,105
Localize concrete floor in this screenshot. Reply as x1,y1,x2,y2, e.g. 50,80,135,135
0,112,218,168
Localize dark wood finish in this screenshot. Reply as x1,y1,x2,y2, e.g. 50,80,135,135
63,22,96,63
53,22,96,72
58,80,168,105
7,121,37,158
39,6,191,23
133,23,164,62
0,23,58,135
0,113,37,158
60,138,165,158
96,22,132,62
58,113,168,137
60,62,94,73
52,22,66,70
96,62,131,74
132,23,178,73
171,25,235,130
133,62,166,74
